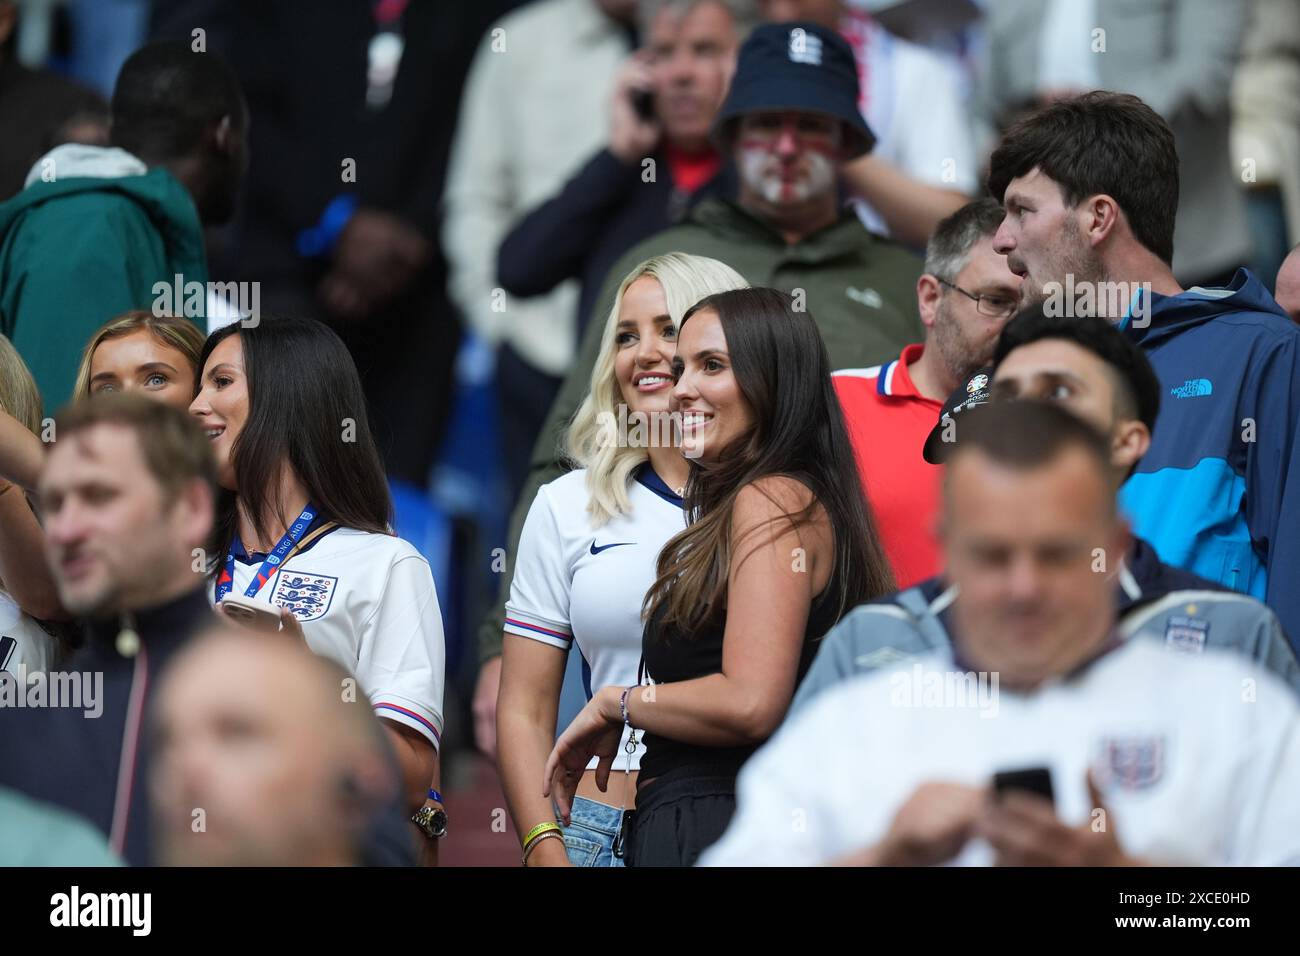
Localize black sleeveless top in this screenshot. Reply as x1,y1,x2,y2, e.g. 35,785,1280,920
637,582,843,787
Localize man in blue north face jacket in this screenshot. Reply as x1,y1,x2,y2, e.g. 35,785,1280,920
1120,272,1299,637
987,91,1300,647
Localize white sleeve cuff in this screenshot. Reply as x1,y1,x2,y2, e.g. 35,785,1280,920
503,609,572,650
373,695,443,751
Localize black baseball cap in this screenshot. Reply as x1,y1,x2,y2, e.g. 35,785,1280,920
712,21,876,158
922,367,994,464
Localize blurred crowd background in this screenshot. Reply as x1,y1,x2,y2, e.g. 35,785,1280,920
3,0,1297,865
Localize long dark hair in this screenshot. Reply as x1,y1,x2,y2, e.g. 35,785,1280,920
199,316,391,561
642,288,894,639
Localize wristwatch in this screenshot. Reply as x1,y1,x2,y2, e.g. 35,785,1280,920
411,804,448,839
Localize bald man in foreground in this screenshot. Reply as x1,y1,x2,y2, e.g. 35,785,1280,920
150,625,401,867
704,401,1300,866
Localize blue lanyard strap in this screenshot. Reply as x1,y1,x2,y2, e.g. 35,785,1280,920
215,503,318,602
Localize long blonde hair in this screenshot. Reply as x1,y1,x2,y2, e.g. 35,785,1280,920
0,335,43,432
567,253,748,526
73,311,206,399
0,336,78,656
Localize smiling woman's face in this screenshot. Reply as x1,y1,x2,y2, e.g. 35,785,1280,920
613,276,678,418
671,308,753,461
189,334,249,491
87,330,197,411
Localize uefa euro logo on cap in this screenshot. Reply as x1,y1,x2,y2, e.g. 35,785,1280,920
788,28,823,66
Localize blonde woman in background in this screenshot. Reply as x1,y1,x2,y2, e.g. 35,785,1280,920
74,310,206,409
0,336,68,671
498,253,748,867
0,311,206,491
0,313,207,669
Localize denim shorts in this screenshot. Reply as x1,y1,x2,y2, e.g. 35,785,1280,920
559,796,626,868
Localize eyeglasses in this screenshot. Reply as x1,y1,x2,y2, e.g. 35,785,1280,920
936,278,1019,319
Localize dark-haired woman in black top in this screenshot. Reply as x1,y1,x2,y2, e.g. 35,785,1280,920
544,288,895,866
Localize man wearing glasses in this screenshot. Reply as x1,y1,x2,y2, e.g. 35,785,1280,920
833,198,1022,586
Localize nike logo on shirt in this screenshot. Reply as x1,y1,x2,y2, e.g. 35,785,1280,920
590,541,635,555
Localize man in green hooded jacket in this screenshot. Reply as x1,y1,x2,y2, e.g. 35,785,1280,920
0,41,246,407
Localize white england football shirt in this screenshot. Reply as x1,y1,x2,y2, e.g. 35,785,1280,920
505,465,686,771
703,640,1300,866
216,525,445,750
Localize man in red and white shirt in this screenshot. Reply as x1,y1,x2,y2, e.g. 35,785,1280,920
834,198,1020,586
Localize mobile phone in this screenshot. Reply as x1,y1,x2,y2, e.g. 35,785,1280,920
629,87,655,122
219,594,283,630
0,635,16,672
992,766,1055,805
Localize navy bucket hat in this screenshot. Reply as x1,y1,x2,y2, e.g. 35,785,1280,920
712,21,876,158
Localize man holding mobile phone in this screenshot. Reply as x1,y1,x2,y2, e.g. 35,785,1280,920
702,401,1300,866
495,0,745,391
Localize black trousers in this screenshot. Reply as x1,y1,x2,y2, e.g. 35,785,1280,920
625,774,737,868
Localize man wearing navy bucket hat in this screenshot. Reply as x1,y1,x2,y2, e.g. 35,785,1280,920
592,19,924,375
572,19,924,369
716,22,876,206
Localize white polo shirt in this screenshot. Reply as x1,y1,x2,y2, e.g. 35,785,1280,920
703,640,1300,866
505,465,686,771
214,525,445,750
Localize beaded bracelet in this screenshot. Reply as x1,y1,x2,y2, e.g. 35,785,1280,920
620,685,635,727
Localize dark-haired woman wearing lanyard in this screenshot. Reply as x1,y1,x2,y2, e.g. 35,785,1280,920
190,316,447,853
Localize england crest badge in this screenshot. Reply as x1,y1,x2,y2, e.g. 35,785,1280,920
271,572,338,622
1164,613,1208,653
1096,735,1166,791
